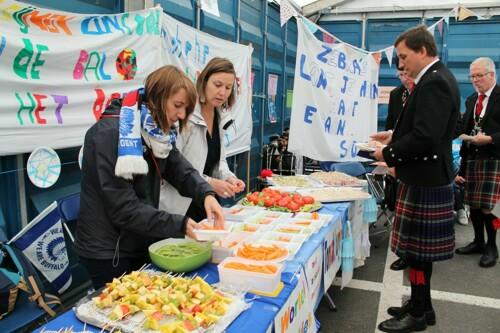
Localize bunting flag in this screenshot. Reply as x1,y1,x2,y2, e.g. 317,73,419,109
280,0,298,27
323,32,336,44
384,46,395,67
428,23,436,37
458,6,475,21
371,52,382,65
444,15,450,25
303,17,319,34
437,20,444,36
200,0,220,17
453,6,459,20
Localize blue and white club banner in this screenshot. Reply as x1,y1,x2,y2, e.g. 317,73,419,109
161,12,253,157
288,17,379,161
9,202,72,294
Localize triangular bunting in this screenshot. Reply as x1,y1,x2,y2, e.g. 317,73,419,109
437,20,444,36
453,6,459,20
323,32,335,44
444,15,450,25
384,46,395,67
303,18,319,34
200,0,220,17
427,23,436,37
371,52,382,65
280,0,298,27
458,6,475,21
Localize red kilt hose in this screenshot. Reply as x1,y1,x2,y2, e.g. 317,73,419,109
464,159,500,210
391,182,455,262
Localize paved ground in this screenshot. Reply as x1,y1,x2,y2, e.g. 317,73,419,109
316,217,500,333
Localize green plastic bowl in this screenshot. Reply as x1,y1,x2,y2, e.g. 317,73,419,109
149,238,212,273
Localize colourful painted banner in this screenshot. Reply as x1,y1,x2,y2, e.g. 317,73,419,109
161,13,253,156
288,17,379,161
274,267,317,333
0,0,163,156
323,215,342,290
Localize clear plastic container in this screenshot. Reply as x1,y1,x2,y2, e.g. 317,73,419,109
231,222,271,234
233,242,289,263
272,224,314,237
294,212,335,224
218,257,283,293
211,233,253,264
261,232,307,247
193,220,233,241
276,217,327,232
223,206,262,222
255,240,301,260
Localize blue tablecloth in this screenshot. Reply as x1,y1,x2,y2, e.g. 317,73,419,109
34,203,350,333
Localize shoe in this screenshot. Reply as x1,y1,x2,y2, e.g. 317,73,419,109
387,300,436,326
390,258,409,271
479,246,499,268
378,313,427,332
455,242,485,255
457,209,468,225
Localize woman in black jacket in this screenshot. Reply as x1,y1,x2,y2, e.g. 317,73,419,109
75,65,224,289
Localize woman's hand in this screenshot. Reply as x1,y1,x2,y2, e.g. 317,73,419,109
186,218,200,240
227,176,245,193
208,178,237,198
455,175,466,185
204,195,225,229
370,131,393,145
371,147,385,162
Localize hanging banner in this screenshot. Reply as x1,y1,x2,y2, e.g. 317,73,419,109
274,268,317,333
289,17,379,161
323,217,343,290
161,13,253,156
0,0,163,156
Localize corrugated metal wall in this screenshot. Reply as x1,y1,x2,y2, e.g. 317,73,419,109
3,1,500,239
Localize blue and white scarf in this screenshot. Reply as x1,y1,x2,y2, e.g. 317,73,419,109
115,88,177,180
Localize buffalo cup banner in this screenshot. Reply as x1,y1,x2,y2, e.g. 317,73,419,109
288,17,379,161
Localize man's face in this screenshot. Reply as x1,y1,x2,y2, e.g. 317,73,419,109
396,41,425,78
469,62,495,94
397,70,415,90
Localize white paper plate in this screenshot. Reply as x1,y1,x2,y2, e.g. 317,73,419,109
355,142,377,152
26,146,61,188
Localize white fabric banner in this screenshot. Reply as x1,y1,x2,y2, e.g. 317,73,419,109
161,13,253,156
0,0,163,156
303,245,323,304
288,18,379,161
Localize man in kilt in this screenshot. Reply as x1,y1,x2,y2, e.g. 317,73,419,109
455,57,500,268
371,25,460,332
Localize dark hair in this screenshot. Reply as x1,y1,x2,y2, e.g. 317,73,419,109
196,57,237,108
143,65,197,132
394,25,437,57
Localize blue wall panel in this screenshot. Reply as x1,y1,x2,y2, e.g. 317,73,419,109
158,0,195,26
320,21,362,47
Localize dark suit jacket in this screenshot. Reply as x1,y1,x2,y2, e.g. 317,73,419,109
457,85,500,174
385,85,407,130
382,61,460,187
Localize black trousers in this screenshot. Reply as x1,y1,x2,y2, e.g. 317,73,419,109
79,256,148,289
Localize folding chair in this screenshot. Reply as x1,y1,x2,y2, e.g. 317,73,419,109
365,173,393,238
57,192,80,242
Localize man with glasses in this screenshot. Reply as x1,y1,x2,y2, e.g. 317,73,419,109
455,57,500,268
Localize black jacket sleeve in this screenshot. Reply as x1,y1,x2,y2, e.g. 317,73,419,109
93,126,187,238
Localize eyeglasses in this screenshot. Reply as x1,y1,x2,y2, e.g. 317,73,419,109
468,72,491,80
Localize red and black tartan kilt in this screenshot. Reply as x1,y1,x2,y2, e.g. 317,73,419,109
464,159,500,210
391,182,455,262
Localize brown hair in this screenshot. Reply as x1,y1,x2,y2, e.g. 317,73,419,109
196,57,237,108
143,65,197,132
394,25,437,57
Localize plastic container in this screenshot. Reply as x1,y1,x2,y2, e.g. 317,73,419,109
223,206,261,222
261,232,307,247
255,240,301,261
234,242,289,263
218,257,283,293
294,212,335,224
193,220,233,241
276,217,326,232
211,233,253,264
231,222,271,234
272,224,315,237
255,210,293,220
